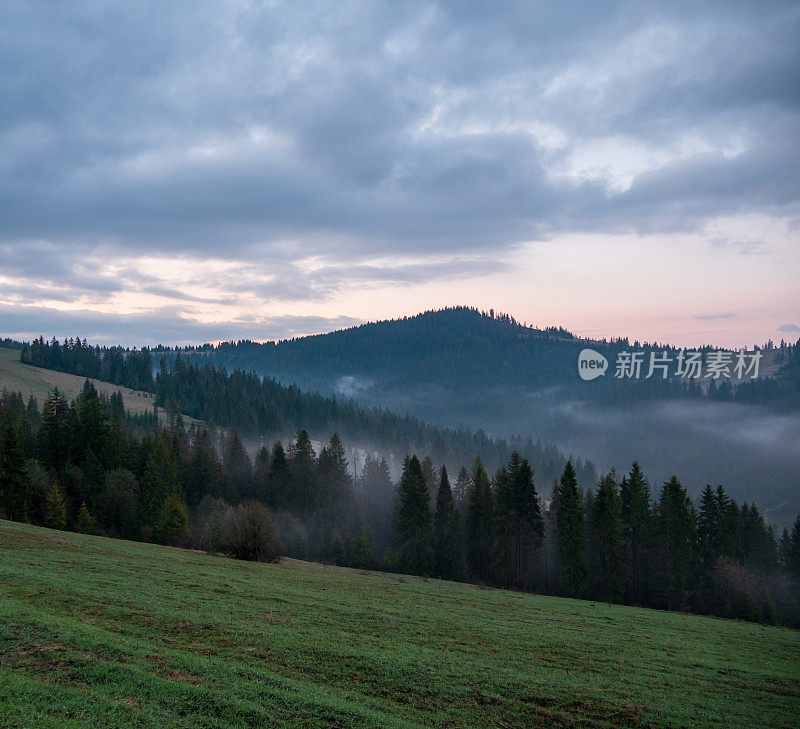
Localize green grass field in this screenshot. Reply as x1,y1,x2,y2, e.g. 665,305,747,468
0,347,203,426
1,521,798,728
0,347,158,416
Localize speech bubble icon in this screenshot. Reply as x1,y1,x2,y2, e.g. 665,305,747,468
578,348,608,381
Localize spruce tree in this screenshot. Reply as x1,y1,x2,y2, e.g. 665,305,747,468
453,465,470,511
0,421,27,521
253,445,272,504
72,381,110,468
26,395,40,427
514,457,543,568
267,441,290,509
717,485,738,559
289,430,317,515
140,432,182,526
433,466,460,579
495,453,542,590
697,484,721,574
156,492,190,545
76,502,100,535
779,527,791,569
655,476,697,610
590,471,624,603
555,461,586,597
466,458,494,582
224,431,253,499
789,515,800,581
394,455,432,575
493,464,514,587
421,456,438,500
352,530,376,570
317,433,352,531
38,388,68,471
620,462,651,605
101,469,140,540
357,454,394,552
186,431,223,507
44,482,68,530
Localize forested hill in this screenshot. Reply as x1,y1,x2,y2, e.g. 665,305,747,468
166,307,579,391
147,308,800,527
12,339,597,488
158,307,800,410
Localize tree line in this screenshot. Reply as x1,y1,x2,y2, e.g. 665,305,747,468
21,336,155,391
153,307,800,410
15,338,597,487
391,454,800,625
2,383,799,626
14,318,800,425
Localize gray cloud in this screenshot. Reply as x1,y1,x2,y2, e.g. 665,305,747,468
778,323,800,333
0,0,798,340
0,303,361,347
694,313,737,321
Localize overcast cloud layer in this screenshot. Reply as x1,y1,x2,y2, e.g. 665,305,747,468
1,1,798,344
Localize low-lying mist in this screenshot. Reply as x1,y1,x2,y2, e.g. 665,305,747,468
339,384,800,529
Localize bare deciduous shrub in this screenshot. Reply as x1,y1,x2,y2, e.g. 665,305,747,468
221,501,283,562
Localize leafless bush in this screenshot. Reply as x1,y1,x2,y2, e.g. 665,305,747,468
220,500,283,562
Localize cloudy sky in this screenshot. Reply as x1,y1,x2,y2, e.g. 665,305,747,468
1,0,798,347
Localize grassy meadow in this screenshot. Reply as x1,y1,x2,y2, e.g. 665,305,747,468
1,521,799,727
0,347,158,416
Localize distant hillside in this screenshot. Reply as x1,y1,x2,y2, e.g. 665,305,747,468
156,308,800,525
161,307,799,409
166,308,579,392
0,347,158,418
4,342,598,488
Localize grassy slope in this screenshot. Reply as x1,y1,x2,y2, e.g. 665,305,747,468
0,348,200,426
1,522,798,729
0,347,157,415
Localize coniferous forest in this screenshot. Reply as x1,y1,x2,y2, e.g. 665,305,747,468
152,307,800,410
1,371,799,627
17,335,597,486
21,309,800,411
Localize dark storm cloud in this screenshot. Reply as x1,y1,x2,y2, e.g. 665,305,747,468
0,0,798,335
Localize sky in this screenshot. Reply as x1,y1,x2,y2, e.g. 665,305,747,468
1,0,798,348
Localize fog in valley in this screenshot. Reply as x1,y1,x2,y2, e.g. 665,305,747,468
329,382,800,529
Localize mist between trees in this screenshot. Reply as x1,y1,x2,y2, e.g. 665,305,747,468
2,383,799,627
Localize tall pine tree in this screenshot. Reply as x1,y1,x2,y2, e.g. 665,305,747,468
0,421,27,521
495,452,543,590
466,458,494,583
655,476,697,610
555,461,586,597
620,462,651,605
433,465,461,579
589,471,624,603
289,430,317,515
788,515,800,581
394,455,432,575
